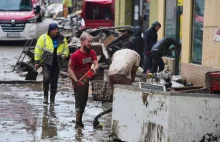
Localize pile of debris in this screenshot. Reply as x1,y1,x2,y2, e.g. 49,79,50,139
200,133,220,142
46,3,64,18
142,67,212,94
54,14,83,37
145,69,186,89
14,25,134,79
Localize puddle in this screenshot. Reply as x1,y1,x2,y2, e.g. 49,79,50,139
0,83,113,142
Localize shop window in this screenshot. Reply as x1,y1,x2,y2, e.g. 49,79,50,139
191,0,204,64
85,2,112,20
165,0,177,39
164,0,177,58
143,2,150,30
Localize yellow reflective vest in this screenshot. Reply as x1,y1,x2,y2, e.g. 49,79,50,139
63,0,72,8
34,33,69,65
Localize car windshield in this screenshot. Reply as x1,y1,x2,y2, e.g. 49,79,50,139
0,0,32,11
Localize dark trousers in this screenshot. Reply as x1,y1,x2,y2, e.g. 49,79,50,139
143,54,152,74
68,7,72,14
150,57,165,73
140,54,144,68
74,85,89,113
109,74,132,90
43,65,60,98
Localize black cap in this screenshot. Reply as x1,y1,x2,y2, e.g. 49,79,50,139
48,23,58,33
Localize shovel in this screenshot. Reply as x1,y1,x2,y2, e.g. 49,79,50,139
25,58,45,81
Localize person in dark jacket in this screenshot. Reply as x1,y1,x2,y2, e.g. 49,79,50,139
122,26,144,66
150,37,181,73
143,21,161,73
132,26,144,66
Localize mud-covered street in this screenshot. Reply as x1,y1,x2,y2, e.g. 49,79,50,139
0,42,113,142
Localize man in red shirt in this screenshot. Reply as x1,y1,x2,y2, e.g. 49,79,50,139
68,34,99,129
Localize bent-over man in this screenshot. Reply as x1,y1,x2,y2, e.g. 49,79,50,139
109,49,140,89
150,37,181,73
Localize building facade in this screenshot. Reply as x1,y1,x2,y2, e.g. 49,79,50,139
114,0,150,29
149,0,220,86
114,0,220,86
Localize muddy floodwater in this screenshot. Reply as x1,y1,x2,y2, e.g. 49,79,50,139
0,83,113,142
0,41,113,142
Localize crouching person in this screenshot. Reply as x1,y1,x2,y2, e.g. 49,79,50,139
150,37,181,73
109,49,140,90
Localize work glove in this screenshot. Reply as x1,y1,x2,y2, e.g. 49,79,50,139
91,64,97,75
61,55,66,61
34,64,39,69
71,79,79,88
91,68,96,75
146,51,150,55
147,73,155,79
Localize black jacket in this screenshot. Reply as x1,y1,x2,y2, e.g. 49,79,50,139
132,26,144,56
144,21,161,53
151,37,181,58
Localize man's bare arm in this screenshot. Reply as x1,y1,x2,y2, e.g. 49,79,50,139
131,54,140,82
92,60,99,72
131,66,139,82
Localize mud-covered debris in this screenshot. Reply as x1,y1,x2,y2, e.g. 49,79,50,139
201,133,220,142
145,69,186,89
47,3,63,18
69,37,81,48
171,80,185,88
172,75,186,84
15,24,134,80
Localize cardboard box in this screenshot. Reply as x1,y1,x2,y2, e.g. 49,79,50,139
103,34,116,47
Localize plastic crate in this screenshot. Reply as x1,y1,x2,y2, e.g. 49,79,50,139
91,80,113,102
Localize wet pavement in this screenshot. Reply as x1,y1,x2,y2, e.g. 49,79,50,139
0,30,113,142
0,83,112,142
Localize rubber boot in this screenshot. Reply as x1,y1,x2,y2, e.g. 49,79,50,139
79,112,84,128
50,90,56,105
43,90,48,104
43,96,48,104
75,111,82,129
50,96,55,105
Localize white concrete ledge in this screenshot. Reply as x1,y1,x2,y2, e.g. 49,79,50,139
112,85,220,142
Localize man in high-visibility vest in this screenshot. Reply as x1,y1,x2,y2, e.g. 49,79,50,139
63,0,72,15
34,23,69,105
